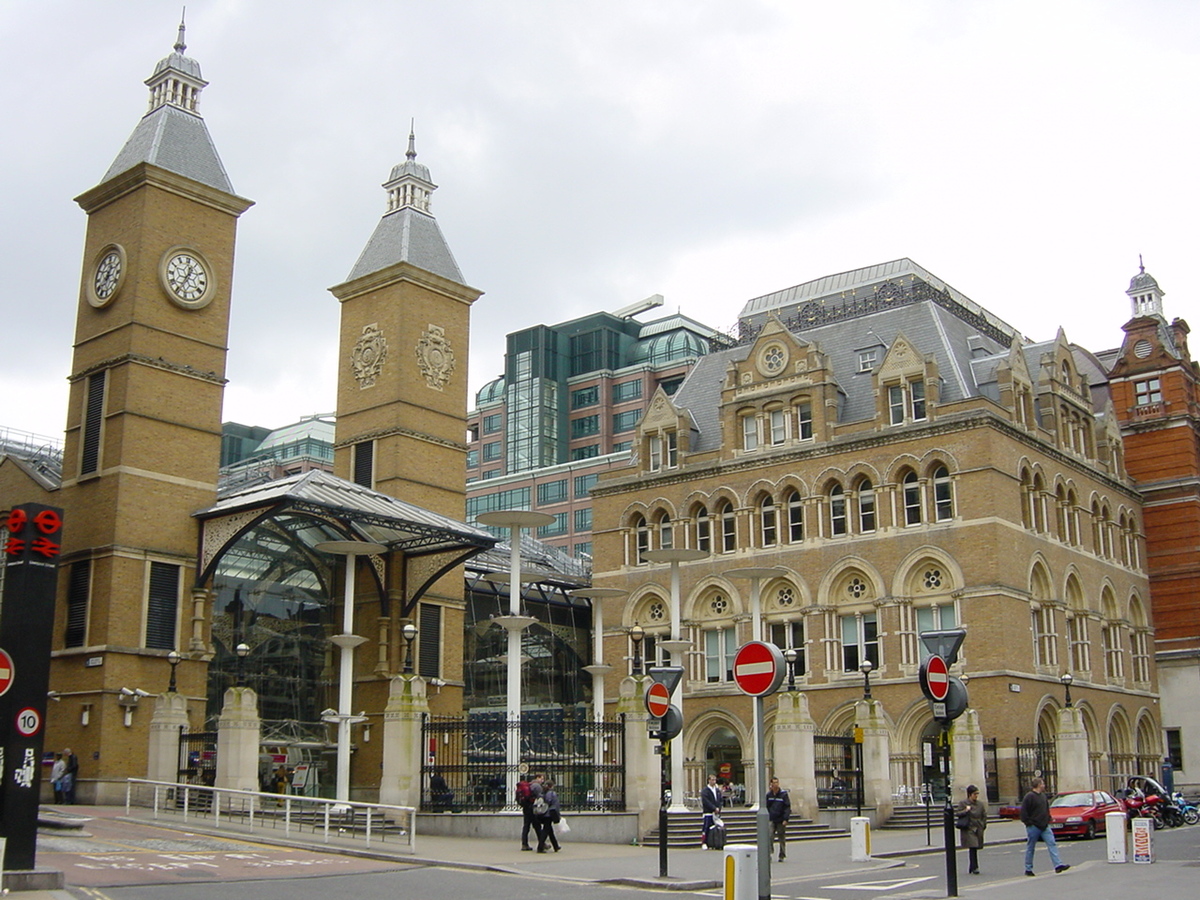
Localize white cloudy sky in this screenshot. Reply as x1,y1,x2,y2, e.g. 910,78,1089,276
2,0,1196,441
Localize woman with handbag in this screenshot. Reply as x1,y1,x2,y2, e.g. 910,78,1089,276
955,784,988,874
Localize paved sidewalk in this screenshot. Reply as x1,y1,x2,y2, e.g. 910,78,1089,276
24,805,1032,894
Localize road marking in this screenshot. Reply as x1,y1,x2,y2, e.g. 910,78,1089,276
824,875,937,890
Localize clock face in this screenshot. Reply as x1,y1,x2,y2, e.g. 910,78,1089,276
87,244,125,308
159,247,214,308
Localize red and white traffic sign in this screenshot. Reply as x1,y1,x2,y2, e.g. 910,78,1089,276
732,641,785,697
920,654,950,702
645,681,671,718
15,708,41,736
0,647,13,697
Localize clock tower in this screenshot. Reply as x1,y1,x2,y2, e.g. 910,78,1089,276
330,131,482,518
52,22,252,800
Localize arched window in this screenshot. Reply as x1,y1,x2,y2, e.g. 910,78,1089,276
656,511,673,550
759,495,777,547
741,412,759,451
1066,490,1079,545
1020,468,1034,529
933,466,953,521
903,471,922,525
829,483,847,536
717,500,736,553
856,478,876,533
694,505,711,553
632,514,649,565
1032,474,1046,532
785,489,804,543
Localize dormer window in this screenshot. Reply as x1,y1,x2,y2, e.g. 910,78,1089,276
858,350,878,372
648,431,678,471
888,379,927,425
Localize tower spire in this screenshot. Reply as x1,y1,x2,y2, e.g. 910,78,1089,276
175,8,187,54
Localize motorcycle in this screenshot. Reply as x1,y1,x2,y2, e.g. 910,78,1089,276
1123,790,1169,829
1170,791,1199,826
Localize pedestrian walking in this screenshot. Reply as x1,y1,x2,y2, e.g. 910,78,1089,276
536,781,561,852
50,754,66,803
701,774,724,849
954,784,987,874
516,772,543,851
62,748,79,804
765,776,791,861
1019,777,1069,875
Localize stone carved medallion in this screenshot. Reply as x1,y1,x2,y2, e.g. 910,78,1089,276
415,324,455,390
352,323,389,389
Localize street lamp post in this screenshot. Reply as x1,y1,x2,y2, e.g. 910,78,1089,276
784,647,798,691
860,658,874,700
572,587,625,722
235,642,250,687
402,623,418,675
629,624,645,676
315,539,386,806
476,510,554,798
167,650,182,693
642,547,708,812
1060,671,1073,707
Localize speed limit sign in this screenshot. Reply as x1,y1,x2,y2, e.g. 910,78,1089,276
15,708,41,736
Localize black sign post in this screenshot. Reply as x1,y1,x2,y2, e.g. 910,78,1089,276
0,504,64,871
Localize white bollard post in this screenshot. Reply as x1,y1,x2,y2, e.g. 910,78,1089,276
1105,812,1127,862
850,816,872,861
723,844,757,900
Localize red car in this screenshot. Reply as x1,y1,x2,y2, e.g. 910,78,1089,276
1049,790,1126,839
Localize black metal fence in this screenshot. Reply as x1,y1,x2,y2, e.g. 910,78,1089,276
814,733,862,808
419,713,626,812
1016,738,1057,796
177,730,218,785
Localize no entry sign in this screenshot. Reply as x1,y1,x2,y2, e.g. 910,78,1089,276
920,654,950,702
732,641,785,697
0,647,13,697
645,681,671,718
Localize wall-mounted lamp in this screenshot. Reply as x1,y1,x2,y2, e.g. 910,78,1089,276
80,703,92,726
402,622,419,674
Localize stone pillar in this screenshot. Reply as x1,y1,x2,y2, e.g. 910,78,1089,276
773,689,817,819
147,692,190,783
617,675,660,834
950,708,987,801
1056,706,1091,792
380,674,429,808
856,698,893,822
215,687,261,793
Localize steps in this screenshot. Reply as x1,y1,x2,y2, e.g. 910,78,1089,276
881,804,1005,829
640,807,846,848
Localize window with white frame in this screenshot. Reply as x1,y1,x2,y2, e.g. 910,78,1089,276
705,627,738,682
888,379,927,424
1131,629,1150,683
830,484,847,536
633,515,649,564
857,479,876,533
695,506,711,552
841,612,878,671
769,408,787,445
796,402,814,440
719,501,736,552
742,413,759,451
858,350,877,372
770,620,806,676
657,513,673,550
916,602,955,634
786,490,804,542
1134,378,1162,406
760,496,777,547
933,466,953,521
1103,623,1124,678
648,431,679,471
903,472,922,525
1033,606,1058,667
1068,615,1090,673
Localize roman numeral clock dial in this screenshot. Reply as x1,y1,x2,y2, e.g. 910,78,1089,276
160,247,214,309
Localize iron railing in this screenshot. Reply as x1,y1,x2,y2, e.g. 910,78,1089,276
1016,738,1057,796
125,778,415,852
420,713,625,812
814,733,862,809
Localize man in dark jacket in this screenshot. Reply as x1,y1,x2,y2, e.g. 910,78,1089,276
765,777,791,861
1019,777,1069,875
701,774,724,848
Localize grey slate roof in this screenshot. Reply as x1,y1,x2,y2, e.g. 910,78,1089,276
103,103,234,194
673,265,1019,453
346,206,464,284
